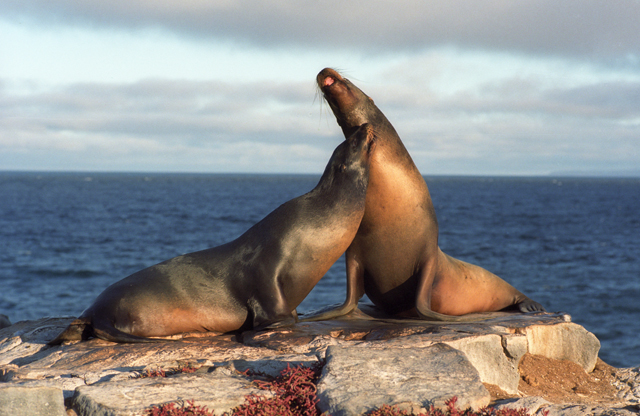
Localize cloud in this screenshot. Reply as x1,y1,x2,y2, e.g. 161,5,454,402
545,82,640,119
2,1,639,62
2,67,638,175
1,1,638,176
1,79,324,140
0,78,342,172
354,61,640,174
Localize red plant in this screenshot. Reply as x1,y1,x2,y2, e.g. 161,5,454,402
366,396,540,416
139,363,201,378
145,362,544,416
232,362,323,416
145,362,322,416
367,403,412,416
147,400,213,416
143,368,167,378
178,364,200,374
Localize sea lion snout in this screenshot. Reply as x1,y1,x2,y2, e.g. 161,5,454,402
317,67,343,88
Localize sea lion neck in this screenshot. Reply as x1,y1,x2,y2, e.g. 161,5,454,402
317,68,397,141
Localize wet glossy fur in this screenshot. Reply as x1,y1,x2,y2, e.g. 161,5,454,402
50,125,376,344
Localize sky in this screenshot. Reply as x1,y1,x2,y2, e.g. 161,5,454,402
1,1,639,176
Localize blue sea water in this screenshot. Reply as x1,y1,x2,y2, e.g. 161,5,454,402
1,172,639,368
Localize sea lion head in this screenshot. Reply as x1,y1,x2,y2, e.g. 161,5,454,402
318,123,376,196
317,68,384,137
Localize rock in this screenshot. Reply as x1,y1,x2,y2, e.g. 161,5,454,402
0,309,634,416
538,404,640,416
444,333,527,394
494,396,551,414
495,397,640,416
71,366,270,416
526,322,601,372
0,317,72,368
229,355,319,377
614,367,640,405
317,343,490,416
0,385,66,416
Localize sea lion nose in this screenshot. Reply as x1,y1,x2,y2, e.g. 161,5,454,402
317,68,342,87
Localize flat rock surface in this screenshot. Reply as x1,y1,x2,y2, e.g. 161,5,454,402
0,385,66,416
318,343,490,416
0,307,638,415
73,366,270,416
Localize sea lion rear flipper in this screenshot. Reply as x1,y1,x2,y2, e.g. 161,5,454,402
91,327,163,343
415,307,491,322
48,317,166,344
91,317,165,343
515,298,546,313
48,317,92,345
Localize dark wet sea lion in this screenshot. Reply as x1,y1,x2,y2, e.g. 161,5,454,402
50,124,376,344
306,68,544,321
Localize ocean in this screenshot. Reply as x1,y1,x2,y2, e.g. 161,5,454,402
1,172,638,368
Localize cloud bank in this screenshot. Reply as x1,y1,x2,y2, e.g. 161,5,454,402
1,1,638,175
3,0,639,61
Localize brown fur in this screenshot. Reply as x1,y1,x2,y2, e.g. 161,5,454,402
50,125,376,344
303,68,544,322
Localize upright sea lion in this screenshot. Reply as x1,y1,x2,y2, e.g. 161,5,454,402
50,124,376,344
306,68,544,321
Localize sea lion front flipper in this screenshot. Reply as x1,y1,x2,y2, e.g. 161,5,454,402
299,249,364,322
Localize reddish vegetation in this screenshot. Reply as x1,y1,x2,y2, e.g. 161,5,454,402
234,362,323,416
147,400,213,416
143,368,167,378
146,363,541,416
145,362,322,416
140,363,201,378
366,396,543,415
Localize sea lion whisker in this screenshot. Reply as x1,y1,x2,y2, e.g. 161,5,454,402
313,83,335,129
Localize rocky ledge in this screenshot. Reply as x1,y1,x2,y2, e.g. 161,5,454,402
1,307,639,416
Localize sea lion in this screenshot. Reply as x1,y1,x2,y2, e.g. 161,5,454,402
305,68,544,322
49,124,376,344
